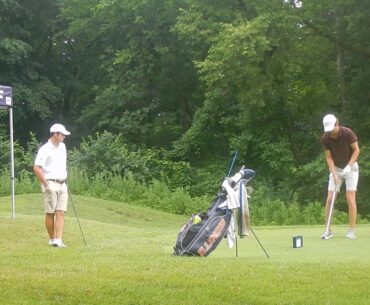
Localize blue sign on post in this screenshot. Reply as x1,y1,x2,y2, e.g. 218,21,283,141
0,85,13,107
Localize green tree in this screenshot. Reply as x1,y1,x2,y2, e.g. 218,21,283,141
0,0,67,144
60,0,201,147
173,0,370,204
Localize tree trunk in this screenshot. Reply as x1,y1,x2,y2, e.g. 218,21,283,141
335,12,346,116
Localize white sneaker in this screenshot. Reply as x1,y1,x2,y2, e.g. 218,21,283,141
345,230,356,239
52,239,67,248
321,230,333,240
48,239,55,246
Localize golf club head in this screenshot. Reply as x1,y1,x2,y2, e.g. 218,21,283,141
225,167,256,188
242,169,256,182
321,231,332,240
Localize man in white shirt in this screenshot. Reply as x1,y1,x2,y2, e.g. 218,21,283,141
34,123,71,247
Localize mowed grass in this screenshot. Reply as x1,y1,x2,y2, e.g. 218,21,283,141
1,194,370,305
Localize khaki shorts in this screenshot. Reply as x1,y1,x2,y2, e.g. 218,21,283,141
42,181,68,213
328,162,359,192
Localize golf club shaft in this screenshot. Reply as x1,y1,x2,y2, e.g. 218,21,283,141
227,150,238,177
67,187,87,246
325,190,337,235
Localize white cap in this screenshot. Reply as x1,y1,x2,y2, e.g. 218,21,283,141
323,114,337,132
50,123,71,135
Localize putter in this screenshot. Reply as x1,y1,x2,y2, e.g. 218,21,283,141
67,187,87,246
322,188,337,240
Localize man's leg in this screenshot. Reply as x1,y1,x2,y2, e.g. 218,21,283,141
45,213,55,239
344,164,358,232
346,190,357,230
44,182,58,241
324,191,335,226
54,210,65,240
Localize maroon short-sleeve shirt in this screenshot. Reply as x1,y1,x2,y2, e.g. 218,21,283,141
321,127,358,169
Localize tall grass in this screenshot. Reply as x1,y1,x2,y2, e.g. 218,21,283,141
1,168,368,225
0,169,39,195
67,168,211,215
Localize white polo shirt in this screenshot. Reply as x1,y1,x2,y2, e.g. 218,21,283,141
34,140,67,180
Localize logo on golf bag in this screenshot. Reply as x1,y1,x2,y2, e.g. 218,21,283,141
197,217,226,256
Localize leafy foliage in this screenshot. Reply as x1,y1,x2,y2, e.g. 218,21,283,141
1,0,370,218
59,0,201,146
69,131,194,189
0,132,40,175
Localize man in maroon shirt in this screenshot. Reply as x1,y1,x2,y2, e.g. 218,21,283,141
321,114,360,239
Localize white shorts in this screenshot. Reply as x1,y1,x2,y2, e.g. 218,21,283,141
328,162,359,192
42,181,68,213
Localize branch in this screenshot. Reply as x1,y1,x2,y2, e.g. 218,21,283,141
286,1,370,60
302,18,370,59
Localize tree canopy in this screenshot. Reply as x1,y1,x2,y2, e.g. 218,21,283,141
1,0,370,210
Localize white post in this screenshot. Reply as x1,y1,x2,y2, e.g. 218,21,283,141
9,106,15,219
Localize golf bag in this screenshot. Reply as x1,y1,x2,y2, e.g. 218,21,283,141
173,167,255,257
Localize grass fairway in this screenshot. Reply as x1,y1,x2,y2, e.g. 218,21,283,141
1,194,370,305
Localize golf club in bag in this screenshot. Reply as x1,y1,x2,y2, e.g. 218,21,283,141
173,166,268,257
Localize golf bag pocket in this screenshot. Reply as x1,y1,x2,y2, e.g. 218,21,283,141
173,209,232,257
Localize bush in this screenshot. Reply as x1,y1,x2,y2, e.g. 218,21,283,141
69,131,194,190
136,180,211,215
15,170,39,194
66,168,209,215
0,132,41,175
301,202,323,225
3,132,369,225
0,169,11,196
0,169,38,196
